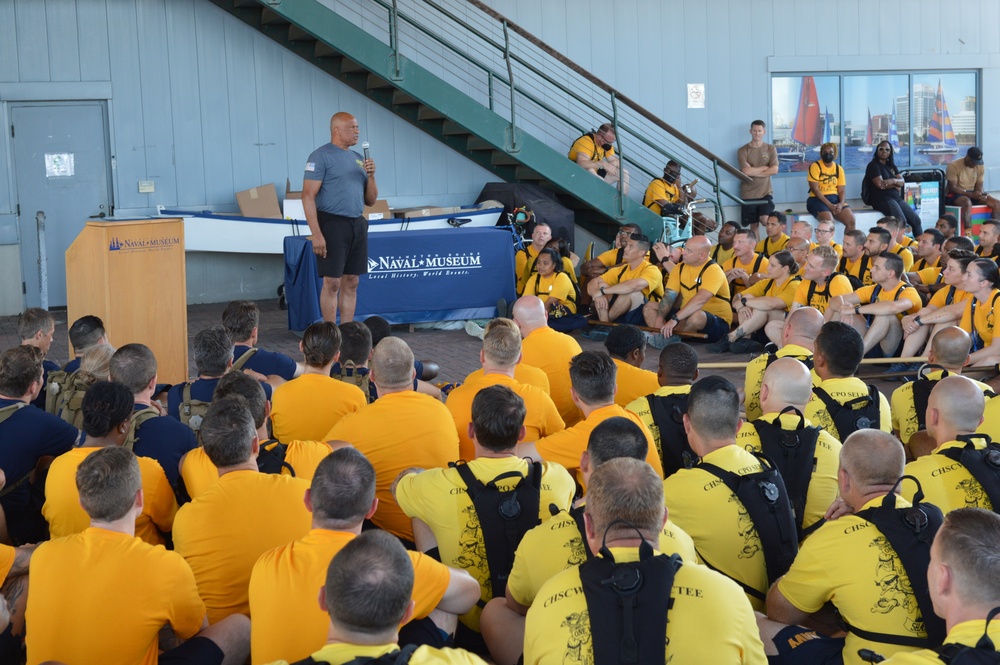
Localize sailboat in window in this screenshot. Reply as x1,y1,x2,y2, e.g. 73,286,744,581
919,79,959,156
857,108,874,153
889,99,900,149
779,77,821,162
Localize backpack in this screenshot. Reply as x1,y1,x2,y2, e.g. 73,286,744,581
837,254,869,290
292,644,418,665
812,383,881,440
45,368,76,415
910,366,957,432
763,345,814,373
938,434,1000,512
579,538,682,665
646,392,694,477
852,476,946,650
937,607,1000,664
123,407,162,451
861,174,873,206
752,406,823,539
231,348,258,372
55,371,100,429
697,451,799,598
256,439,297,476
178,383,211,433
333,361,375,404
451,460,542,601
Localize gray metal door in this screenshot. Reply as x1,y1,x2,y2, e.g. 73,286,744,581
11,102,112,308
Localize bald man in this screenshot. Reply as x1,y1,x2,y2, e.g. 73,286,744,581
902,376,993,514
891,327,994,452
766,430,939,664
645,235,733,346
736,358,841,538
744,307,824,421
512,296,583,427
302,112,378,324
785,237,811,278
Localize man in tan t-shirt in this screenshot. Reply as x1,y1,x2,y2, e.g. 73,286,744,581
945,146,1000,225
737,120,779,235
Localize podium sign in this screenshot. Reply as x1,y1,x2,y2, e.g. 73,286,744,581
66,219,188,384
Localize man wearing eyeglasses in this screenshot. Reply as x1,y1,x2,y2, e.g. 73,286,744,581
567,123,629,194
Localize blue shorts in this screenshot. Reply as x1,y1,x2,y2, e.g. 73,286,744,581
701,312,731,343
615,304,648,326
770,626,845,665
807,194,848,217
159,636,225,665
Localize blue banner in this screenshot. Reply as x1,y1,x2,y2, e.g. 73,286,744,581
284,227,517,329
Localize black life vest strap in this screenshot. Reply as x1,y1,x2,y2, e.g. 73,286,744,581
812,384,881,439
292,643,419,665
647,392,695,477
752,406,822,539
970,292,1000,352
568,503,594,559
938,606,1000,662
854,476,946,648
939,434,1000,511
681,260,729,303
911,366,951,431
451,460,543,603
697,451,799,586
579,532,680,665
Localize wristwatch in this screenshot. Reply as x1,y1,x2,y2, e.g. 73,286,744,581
740,296,748,307
854,304,861,315
670,314,679,322
599,286,606,296
915,315,924,327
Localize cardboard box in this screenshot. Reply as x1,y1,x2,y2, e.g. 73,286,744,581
235,183,282,219
283,179,390,221
392,206,461,219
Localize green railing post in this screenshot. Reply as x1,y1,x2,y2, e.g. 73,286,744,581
488,73,494,112
502,20,518,152
389,0,402,80
611,93,624,220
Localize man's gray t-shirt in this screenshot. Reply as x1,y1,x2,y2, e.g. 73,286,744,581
303,143,368,217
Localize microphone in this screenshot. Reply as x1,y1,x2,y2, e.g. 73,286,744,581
362,142,370,161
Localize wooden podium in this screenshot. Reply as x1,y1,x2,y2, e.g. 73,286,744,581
66,219,188,384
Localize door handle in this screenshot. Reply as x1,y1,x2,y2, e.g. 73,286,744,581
89,212,106,219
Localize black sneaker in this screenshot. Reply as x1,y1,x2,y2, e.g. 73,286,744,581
706,337,731,354
730,338,764,355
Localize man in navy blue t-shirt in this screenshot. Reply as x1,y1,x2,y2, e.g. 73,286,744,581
17,308,59,411
0,346,78,543
63,315,108,374
222,300,301,387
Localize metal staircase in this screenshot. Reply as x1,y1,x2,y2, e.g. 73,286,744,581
211,0,752,241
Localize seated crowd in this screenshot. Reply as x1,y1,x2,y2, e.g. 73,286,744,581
1,273,1000,665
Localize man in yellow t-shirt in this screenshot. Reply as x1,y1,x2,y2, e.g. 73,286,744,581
524,458,767,665
806,145,856,231
394,385,575,639
265,530,488,665
603,324,658,408
647,235,733,345
711,221,740,264
625,342,698,471
643,161,716,234
788,246,853,316
765,431,932,665
587,234,663,325
877,508,1000,664
828,252,922,357
745,306,824,421
737,358,841,537
567,123,628,194
806,322,892,442
579,223,639,280
724,229,767,295
326,338,458,543
180,372,333,499
891,327,992,449
464,319,550,394
878,217,917,273
814,219,844,256
26,447,250,664
447,324,563,462
513,296,584,426
663,377,771,610
912,229,945,273
520,351,663,483
839,229,875,286
756,212,790,258
902,376,995,514
249,448,480,664
480,416,699,665
173,396,312,624
514,221,551,294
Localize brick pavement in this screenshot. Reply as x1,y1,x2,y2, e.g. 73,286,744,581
0,299,912,402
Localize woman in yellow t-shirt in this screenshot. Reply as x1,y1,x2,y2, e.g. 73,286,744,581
523,248,577,316
806,142,856,231
708,250,800,354
961,257,1000,366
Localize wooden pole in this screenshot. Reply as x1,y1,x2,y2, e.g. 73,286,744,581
588,319,708,340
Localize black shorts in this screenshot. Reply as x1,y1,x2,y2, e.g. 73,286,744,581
316,211,369,278
771,626,845,665
741,195,775,227
159,636,225,665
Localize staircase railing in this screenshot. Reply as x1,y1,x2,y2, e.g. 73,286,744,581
329,0,753,223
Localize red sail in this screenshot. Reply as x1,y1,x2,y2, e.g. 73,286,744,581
791,76,822,145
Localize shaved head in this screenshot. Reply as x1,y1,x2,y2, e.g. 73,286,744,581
929,327,973,368
786,237,811,252
784,307,824,343
840,430,905,489
512,296,547,329
928,376,986,437
761,358,814,411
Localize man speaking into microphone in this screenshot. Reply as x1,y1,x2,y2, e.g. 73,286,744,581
302,112,378,324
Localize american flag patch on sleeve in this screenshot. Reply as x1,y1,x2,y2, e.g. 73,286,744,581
305,162,316,172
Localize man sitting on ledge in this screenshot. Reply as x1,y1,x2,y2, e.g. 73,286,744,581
587,233,662,326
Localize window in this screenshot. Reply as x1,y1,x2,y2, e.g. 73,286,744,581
771,71,978,174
